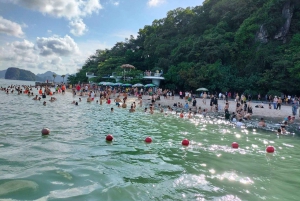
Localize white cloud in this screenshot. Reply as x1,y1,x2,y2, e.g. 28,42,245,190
5,0,102,36
37,61,50,70
0,16,25,37
0,40,37,63
7,0,102,19
113,1,119,6
69,19,88,36
11,40,34,50
51,57,62,65
0,37,112,75
36,35,80,56
82,0,102,16
147,0,165,7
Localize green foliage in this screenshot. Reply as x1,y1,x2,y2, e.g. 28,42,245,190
5,67,35,81
73,0,300,95
267,89,282,97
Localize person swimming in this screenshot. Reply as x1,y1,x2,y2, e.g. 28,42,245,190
236,119,244,127
32,95,38,100
129,105,135,113
122,100,127,108
258,118,266,127
49,97,57,102
277,128,282,135
280,121,288,133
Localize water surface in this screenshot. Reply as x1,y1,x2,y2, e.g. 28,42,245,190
0,79,299,201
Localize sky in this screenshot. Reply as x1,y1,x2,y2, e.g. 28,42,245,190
0,0,204,75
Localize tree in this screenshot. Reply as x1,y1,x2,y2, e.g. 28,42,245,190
53,74,57,83
61,75,65,83
71,0,300,94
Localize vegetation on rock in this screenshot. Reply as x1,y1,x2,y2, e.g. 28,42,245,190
5,67,36,81
69,0,300,96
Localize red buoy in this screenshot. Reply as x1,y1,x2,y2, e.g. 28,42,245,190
182,139,189,146
266,146,275,153
232,142,239,149
106,134,113,141
145,137,152,143
41,128,50,135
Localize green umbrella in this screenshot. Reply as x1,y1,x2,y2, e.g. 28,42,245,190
144,83,156,87
122,83,132,87
196,88,209,91
132,83,144,87
113,82,123,86
102,82,114,86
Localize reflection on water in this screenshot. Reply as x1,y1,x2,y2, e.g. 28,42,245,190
0,79,300,200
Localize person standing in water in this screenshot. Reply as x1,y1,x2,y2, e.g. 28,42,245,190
202,92,207,105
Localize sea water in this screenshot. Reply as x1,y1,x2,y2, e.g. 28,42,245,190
0,79,299,201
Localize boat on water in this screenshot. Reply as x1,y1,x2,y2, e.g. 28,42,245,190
35,82,54,87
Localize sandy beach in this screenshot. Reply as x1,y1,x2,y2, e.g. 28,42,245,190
67,88,297,120
141,95,297,119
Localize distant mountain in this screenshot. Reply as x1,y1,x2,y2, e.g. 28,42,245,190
0,70,6,78
36,71,69,83
5,67,35,81
1,68,70,82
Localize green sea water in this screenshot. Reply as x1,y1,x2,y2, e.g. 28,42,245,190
0,79,300,201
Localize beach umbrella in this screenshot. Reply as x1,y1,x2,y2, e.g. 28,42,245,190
102,82,114,86
196,87,209,91
121,64,135,70
132,83,144,87
113,82,123,86
122,83,132,87
98,82,107,86
144,83,156,88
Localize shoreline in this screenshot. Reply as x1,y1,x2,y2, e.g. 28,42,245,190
66,88,298,121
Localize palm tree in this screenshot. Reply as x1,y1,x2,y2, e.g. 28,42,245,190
53,74,57,83
61,75,65,83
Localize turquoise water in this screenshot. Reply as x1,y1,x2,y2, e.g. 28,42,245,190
0,79,300,201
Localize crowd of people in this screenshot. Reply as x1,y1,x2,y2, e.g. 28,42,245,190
2,83,298,135
0,84,66,106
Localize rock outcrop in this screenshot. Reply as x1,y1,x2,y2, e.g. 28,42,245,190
5,67,36,81
274,0,294,42
256,24,269,44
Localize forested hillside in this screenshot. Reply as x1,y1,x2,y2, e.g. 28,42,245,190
71,0,300,95
5,67,36,81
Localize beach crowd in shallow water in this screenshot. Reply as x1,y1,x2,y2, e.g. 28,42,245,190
1,83,299,135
